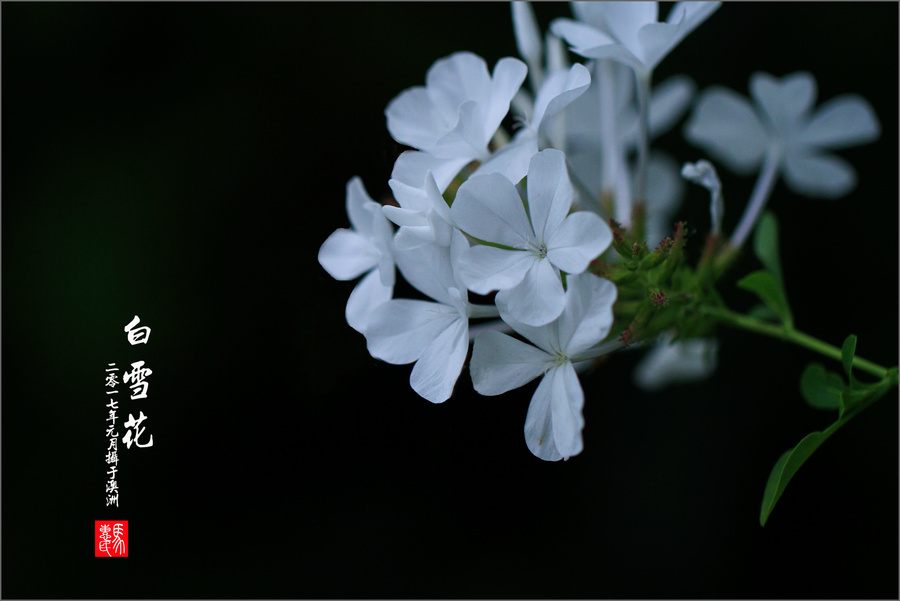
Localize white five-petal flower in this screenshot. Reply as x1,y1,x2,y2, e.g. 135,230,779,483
684,71,881,199
318,177,395,334
470,273,618,460
451,149,612,327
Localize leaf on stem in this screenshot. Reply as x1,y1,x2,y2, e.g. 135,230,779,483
760,428,834,527
800,362,844,411
737,270,792,327
753,211,784,286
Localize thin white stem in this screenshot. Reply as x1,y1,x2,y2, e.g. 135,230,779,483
729,148,782,248
633,70,653,204
596,60,631,226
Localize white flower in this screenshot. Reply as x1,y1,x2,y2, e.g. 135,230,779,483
385,51,527,190
450,149,612,327
364,230,495,404
551,2,721,75
684,71,881,198
633,333,718,392
470,273,618,460
318,177,394,334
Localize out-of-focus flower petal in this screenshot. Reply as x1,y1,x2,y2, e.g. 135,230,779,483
633,335,719,391
783,151,857,199
684,86,768,174
750,71,817,136
795,95,881,149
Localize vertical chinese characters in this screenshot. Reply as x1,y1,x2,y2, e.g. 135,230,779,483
122,316,154,449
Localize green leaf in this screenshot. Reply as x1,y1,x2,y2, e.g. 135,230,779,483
800,363,845,411
841,335,857,378
737,270,793,327
753,211,784,285
760,427,837,527
761,366,899,527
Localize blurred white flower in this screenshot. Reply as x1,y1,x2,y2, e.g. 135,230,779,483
684,71,881,199
633,333,719,392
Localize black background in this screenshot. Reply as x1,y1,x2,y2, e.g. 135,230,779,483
3,2,898,599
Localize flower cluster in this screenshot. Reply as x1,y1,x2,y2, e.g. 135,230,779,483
318,2,880,461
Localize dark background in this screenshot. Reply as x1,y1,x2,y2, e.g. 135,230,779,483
3,2,897,598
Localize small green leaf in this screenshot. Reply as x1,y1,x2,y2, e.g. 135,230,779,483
753,211,783,285
737,270,793,327
760,429,834,527
841,335,857,378
800,363,844,411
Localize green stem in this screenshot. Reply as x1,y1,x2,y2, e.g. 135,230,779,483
705,307,890,379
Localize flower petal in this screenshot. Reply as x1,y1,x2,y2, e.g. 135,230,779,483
394,239,456,306
457,245,534,295
782,151,857,199
523,370,564,461
526,148,574,243
365,299,456,364
410,316,469,403
385,86,444,151
532,64,592,142
546,210,612,274
470,330,552,396
549,361,586,459
684,86,768,174
556,273,617,355
750,71,817,136
391,150,472,193
473,133,539,185
485,57,529,139
346,177,377,236
648,75,695,138
512,1,543,82
426,52,492,125
496,258,565,327
451,172,535,248
345,268,393,334
796,94,881,150
318,229,378,281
